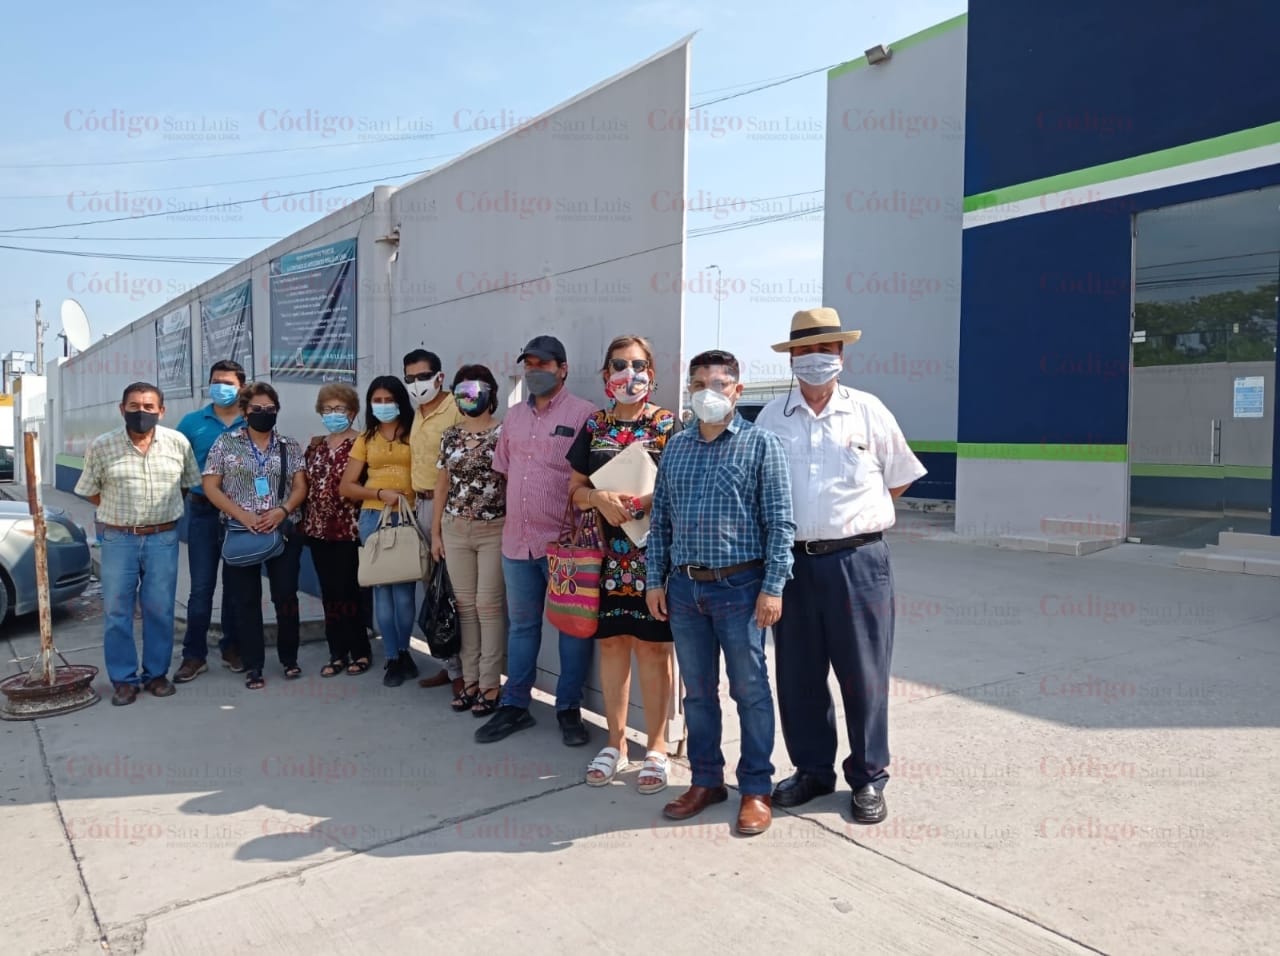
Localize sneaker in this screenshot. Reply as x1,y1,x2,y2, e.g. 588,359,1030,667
397,650,420,680
220,648,246,673
474,705,536,744
382,657,405,688
173,659,208,684
556,707,590,747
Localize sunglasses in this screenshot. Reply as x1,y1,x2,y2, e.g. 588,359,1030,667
404,372,439,383
247,404,279,414
609,358,651,373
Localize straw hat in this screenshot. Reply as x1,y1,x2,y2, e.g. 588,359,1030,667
771,307,862,352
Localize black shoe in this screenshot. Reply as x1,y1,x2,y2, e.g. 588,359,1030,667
382,657,405,688
556,707,589,747
474,705,535,744
850,784,887,824
772,771,836,808
397,650,419,679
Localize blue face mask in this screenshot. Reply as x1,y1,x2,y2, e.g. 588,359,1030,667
321,412,351,433
209,383,239,407
371,402,400,423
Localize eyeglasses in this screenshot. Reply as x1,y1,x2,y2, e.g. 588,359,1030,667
608,358,650,373
404,372,438,383
320,405,349,415
247,404,279,414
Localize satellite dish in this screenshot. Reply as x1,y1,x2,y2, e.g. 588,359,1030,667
60,299,92,353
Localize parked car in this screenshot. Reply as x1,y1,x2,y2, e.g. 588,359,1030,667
0,500,92,623
0,446,13,481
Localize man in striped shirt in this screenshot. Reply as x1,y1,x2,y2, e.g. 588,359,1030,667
646,350,796,836
475,335,597,747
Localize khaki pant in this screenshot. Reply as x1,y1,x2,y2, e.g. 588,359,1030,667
440,512,507,689
414,497,462,679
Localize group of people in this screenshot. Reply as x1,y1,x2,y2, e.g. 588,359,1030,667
75,307,924,835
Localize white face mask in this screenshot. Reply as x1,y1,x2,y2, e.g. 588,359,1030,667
690,388,734,424
408,377,441,406
792,352,843,386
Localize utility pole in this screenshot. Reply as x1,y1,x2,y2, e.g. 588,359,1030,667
707,264,723,348
34,300,44,373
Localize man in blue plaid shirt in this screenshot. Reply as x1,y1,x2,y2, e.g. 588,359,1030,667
646,349,795,836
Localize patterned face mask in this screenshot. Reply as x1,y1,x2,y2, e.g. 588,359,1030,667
605,368,652,405
453,380,492,417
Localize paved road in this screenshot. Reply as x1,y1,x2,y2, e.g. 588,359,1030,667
2,530,1278,954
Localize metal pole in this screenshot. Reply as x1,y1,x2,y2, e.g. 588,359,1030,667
24,432,54,683
34,300,43,373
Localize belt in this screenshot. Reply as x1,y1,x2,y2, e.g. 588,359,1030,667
102,521,178,536
794,532,882,557
675,559,763,582
416,490,434,501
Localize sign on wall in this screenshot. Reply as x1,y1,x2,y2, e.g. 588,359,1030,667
1233,375,1265,419
201,281,254,380
269,238,357,383
155,304,192,398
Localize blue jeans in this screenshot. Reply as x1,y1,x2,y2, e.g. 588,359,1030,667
181,494,236,661
359,509,418,660
99,527,181,686
500,555,594,711
667,567,775,796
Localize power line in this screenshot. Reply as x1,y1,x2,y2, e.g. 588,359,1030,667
691,63,839,109
0,234,283,242
0,243,239,265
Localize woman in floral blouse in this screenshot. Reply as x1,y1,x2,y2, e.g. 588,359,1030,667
431,365,507,716
303,383,370,677
566,335,677,793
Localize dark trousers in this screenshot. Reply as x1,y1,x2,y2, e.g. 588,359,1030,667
306,537,371,664
774,538,895,792
222,534,303,674
181,494,236,661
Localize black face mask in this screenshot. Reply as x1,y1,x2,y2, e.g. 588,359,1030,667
246,411,278,433
124,410,159,435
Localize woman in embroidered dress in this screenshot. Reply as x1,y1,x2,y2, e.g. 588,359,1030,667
566,335,677,793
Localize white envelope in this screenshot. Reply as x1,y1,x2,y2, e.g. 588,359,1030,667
589,441,658,547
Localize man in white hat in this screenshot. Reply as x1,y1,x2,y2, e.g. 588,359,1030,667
754,307,926,824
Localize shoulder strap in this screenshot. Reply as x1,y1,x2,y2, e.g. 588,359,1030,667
278,440,289,504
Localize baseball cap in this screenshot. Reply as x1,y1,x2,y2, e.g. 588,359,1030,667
517,334,567,364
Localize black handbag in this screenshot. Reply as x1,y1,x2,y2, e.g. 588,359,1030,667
417,558,460,658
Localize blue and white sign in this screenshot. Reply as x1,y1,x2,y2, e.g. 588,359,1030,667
1232,376,1264,419
269,238,357,383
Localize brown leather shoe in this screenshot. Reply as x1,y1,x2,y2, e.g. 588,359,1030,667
662,785,729,821
145,676,176,698
417,669,452,688
220,648,246,673
111,683,139,707
173,659,207,683
736,794,772,836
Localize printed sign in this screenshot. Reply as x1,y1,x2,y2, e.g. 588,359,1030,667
155,304,192,398
269,238,357,383
1233,376,1264,419
201,281,254,379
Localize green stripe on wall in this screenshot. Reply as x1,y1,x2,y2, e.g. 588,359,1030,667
56,454,85,469
957,443,1128,463
829,13,968,79
908,440,957,454
963,121,1280,212
1131,463,1273,480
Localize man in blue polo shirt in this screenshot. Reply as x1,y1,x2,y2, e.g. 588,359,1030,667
173,360,246,681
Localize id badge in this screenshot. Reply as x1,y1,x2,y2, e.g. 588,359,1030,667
254,476,270,498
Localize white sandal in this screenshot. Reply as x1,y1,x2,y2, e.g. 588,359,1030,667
586,747,629,787
637,751,669,794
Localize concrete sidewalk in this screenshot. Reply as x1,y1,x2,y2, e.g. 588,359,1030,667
2,520,1279,954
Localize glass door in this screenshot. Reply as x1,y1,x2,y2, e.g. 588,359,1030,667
1128,185,1279,547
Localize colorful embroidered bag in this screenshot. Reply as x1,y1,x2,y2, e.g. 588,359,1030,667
545,503,603,638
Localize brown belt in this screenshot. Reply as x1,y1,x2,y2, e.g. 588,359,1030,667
675,559,763,582
102,521,178,536
416,490,434,501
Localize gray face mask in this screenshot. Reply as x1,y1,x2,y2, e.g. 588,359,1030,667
524,369,560,397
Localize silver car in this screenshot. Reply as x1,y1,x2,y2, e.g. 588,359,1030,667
0,500,93,623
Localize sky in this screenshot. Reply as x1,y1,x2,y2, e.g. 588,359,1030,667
0,0,965,382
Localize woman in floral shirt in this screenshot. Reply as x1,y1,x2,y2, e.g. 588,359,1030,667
302,383,370,677
431,365,508,716
566,335,677,793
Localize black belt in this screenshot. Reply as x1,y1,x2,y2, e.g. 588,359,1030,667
675,559,763,582
793,532,882,556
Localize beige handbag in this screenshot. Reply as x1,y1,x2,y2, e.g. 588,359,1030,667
358,498,428,586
